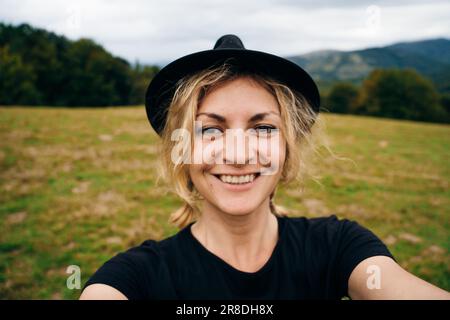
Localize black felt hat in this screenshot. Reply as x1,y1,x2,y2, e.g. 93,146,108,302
145,34,320,135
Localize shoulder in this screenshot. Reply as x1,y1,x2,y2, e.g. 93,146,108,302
283,214,391,258
283,214,359,239
82,231,184,299
283,214,393,298
103,239,164,271
107,231,184,266
286,213,354,227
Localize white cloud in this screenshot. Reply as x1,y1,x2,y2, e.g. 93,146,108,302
1,0,449,65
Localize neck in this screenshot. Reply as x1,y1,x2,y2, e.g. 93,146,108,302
191,198,279,272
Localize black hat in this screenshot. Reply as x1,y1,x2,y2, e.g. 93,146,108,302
145,34,320,136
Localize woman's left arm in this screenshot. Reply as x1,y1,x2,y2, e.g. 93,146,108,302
348,255,450,299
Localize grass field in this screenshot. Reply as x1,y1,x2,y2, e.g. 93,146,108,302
0,106,448,299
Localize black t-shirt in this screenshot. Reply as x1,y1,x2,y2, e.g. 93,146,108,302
83,215,394,300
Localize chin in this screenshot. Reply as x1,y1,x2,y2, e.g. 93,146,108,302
215,201,261,217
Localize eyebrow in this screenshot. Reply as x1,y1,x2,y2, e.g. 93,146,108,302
196,112,280,123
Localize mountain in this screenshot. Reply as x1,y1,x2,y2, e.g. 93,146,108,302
286,38,450,93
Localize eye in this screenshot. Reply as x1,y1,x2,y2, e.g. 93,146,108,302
202,126,223,138
254,125,278,136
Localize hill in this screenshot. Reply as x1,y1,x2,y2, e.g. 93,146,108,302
287,38,450,93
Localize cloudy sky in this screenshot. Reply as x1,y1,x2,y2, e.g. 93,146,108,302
1,0,449,65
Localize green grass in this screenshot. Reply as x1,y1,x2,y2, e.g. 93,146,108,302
0,106,449,299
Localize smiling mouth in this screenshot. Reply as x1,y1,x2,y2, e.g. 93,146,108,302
211,172,261,185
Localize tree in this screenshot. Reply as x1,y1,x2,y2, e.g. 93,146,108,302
0,46,42,105
129,63,160,105
0,22,159,106
326,82,359,114
440,94,450,115
356,68,448,123
60,39,134,106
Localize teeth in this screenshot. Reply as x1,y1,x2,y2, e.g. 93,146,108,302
218,174,256,184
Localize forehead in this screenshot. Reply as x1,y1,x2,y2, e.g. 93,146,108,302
197,77,279,116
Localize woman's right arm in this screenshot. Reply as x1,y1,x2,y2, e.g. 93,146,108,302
79,284,128,300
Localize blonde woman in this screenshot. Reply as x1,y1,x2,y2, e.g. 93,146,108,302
80,35,449,300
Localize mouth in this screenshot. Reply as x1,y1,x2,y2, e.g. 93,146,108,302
210,172,261,190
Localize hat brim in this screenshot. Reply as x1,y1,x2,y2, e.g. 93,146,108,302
145,48,320,135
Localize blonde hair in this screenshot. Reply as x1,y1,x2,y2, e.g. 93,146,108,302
155,62,332,229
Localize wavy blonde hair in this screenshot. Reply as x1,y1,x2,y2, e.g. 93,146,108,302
154,62,332,229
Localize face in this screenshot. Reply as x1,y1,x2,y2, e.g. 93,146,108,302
188,77,286,216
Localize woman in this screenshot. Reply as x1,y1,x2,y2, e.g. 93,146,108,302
80,35,449,300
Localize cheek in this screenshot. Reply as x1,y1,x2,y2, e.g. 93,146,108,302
257,136,286,175
189,164,204,181
189,164,214,194
192,136,220,167
279,140,287,165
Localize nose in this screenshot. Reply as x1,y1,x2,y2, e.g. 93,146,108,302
222,129,256,165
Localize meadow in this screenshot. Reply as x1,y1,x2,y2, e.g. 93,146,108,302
0,106,448,299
